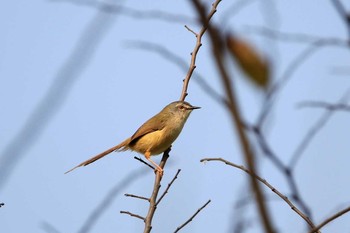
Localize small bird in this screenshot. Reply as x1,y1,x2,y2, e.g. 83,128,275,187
65,101,200,174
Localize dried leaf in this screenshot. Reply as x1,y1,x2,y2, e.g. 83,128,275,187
226,35,270,89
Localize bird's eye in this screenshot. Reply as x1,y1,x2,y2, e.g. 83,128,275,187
179,105,185,110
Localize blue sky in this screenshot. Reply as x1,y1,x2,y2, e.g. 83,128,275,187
1,0,350,232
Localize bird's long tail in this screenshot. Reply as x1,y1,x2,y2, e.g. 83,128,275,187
65,138,130,174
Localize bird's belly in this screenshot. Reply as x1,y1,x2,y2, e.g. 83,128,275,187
130,127,181,155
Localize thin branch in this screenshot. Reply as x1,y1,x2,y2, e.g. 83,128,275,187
250,123,313,220
124,193,150,202
40,221,61,233
184,25,197,36
124,40,225,104
77,168,147,233
120,211,145,221
191,1,275,232
174,199,211,233
308,205,350,233
52,0,195,25
257,43,321,127
0,0,120,191
246,26,349,46
143,149,170,233
200,158,318,231
179,0,221,101
289,90,350,169
220,0,257,28
156,169,181,205
331,0,350,41
134,156,155,170
298,101,350,112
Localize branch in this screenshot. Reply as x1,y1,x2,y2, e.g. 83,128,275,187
200,158,319,232
331,0,350,41
124,193,150,201
289,90,350,169
246,26,348,46
52,0,195,25
78,169,147,233
156,169,181,205
179,0,221,101
0,0,120,191
174,199,211,233
143,149,170,233
308,205,350,233
124,40,225,104
134,156,155,170
120,211,145,221
298,101,350,112
191,0,275,232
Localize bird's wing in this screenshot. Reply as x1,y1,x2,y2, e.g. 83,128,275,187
130,115,167,143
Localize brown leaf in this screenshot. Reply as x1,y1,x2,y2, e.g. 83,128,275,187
226,35,270,89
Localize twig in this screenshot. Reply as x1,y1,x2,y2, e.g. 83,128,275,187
200,158,319,232
184,25,197,36
124,40,225,104
143,149,170,233
246,26,348,46
134,156,155,170
251,123,313,221
174,199,211,233
52,0,195,25
308,205,350,233
77,169,147,233
40,221,61,233
156,169,181,205
191,0,275,232
298,101,350,112
0,0,120,191
179,0,221,101
289,90,350,169
220,0,256,28
331,0,350,41
124,193,150,201
120,211,145,221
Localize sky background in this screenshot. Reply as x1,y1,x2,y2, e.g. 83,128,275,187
1,0,350,232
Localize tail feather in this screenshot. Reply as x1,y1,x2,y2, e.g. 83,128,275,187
65,138,130,174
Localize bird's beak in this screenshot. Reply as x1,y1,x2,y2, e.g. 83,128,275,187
189,105,201,110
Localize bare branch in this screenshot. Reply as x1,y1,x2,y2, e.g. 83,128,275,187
331,0,350,40
124,193,150,202
134,156,155,170
52,0,195,24
184,25,197,36
120,211,145,221
174,199,211,233
246,26,349,46
143,149,170,233
76,169,146,233
124,40,225,104
179,0,221,101
0,0,120,191
308,205,350,233
200,158,318,231
289,90,350,169
191,0,275,232
40,221,61,233
298,101,350,112
156,169,181,205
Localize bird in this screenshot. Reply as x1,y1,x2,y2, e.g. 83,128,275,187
65,101,200,174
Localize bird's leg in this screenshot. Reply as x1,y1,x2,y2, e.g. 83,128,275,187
144,151,163,175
